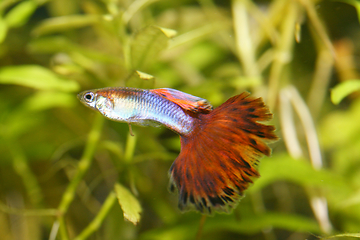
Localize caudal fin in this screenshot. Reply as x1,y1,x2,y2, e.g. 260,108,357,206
169,92,278,214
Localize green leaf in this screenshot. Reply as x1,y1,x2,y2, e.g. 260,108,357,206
136,70,155,80
130,26,169,71
21,91,76,112
319,99,360,148
179,42,224,70
32,15,101,36
331,80,360,104
0,111,44,139
250,153,348,192
125,70,155,89
4,1,38,28
204,212,321,234
28,37,123,64
114,183,142,225
341,190,360,208
28,36,74,53
158,27,177,38
0,65,79,91
0,17,8,43
122,0,160,24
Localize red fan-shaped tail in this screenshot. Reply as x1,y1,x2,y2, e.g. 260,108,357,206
169,92,278,214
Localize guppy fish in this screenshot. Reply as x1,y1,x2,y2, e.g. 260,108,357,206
78,87,277,214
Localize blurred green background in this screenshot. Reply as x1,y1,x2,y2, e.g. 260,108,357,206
1,0,360,239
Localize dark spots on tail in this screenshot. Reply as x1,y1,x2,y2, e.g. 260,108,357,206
250,138,257,146
189,194,195,204
196,202,204,212
207,180,215,189
221,195,234,203
256,131,266,138
235,184,246,192
243,170,253,177
241,100,251,105
219,161,226,169
242,169,258,182
248,107,255,112
243,175,254,184
169,183,176,192
186,170,192,180
201,198,207,207
247,114,259,119
214,174,225,183
242,128,251,134
225,196,234,202
240,156,251,168
181,191,188,205
232,159,252,172
223,187,235,196
209,196,225,206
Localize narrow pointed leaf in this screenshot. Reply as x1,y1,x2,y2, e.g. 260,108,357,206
32,15,101,36
0,65,79,91
4,1,38,28
21,91,76,112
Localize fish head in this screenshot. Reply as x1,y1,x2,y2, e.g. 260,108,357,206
78,90,114,116
78,90,97,109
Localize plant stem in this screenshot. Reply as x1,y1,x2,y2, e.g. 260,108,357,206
281,86,333,233
195,215,207,240
74,192,117,240
267,0,298,110
8,139,44,207
124,131,137,164
232,0,260,79
0,200,58,216
57,114,104,240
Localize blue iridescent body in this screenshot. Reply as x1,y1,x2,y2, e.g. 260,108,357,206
78,87,195,135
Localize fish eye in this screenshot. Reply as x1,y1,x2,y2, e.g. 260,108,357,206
84,92,95,103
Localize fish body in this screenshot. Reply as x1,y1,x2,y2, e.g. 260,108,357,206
78,87,200,135
78,87,278,214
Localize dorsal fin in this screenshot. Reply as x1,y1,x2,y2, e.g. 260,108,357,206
150,88,213,114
